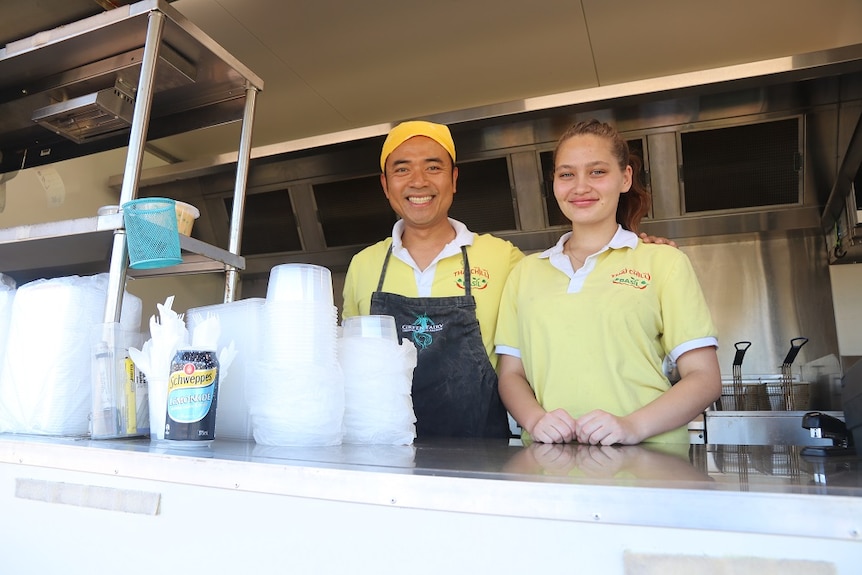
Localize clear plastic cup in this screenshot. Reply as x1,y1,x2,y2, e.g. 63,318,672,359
260,300,338,364
266,264,333,306
341,315,398,342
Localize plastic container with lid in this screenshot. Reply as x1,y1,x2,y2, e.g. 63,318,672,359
174,201,200,236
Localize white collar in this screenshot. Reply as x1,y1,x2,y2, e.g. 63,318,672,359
391,218,475,251
539,225,639,259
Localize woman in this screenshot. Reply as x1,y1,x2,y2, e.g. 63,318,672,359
495,120,721,445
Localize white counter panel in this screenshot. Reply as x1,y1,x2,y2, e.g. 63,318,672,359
1,434,860,574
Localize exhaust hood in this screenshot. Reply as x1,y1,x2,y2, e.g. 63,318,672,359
26,41,197,145
31,84,136,143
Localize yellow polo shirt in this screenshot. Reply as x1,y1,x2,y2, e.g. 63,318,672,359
495,227,718,443
343,219,524,369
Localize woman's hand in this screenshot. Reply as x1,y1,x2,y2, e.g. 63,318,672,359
529,408,577,444
499,354,577,443
639,232,677,248
573,409,643,445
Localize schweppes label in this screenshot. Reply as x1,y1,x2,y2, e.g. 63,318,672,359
168,364,217,391
166,364,217,425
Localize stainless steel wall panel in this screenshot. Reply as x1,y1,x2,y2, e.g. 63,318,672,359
509,151,545,231
805,106,841,207
682,230,838,377
646,132,682,220
289,183,325,253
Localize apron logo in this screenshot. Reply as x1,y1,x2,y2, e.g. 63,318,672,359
401,314,444,350
611,267,651,289
454,266,490,290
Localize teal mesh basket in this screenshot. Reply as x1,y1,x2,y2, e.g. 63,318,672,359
122,198,183,269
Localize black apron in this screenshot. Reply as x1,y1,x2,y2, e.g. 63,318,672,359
370,245,510,439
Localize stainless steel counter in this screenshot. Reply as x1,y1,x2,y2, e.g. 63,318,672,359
2,433,860,535
2,433,860,573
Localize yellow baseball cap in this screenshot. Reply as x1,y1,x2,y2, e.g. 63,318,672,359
380,120,456,172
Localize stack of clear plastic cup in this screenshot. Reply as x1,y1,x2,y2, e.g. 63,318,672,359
247,264,344,446
265,263,334,305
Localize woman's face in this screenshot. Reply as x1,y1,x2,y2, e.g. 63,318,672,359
553,134,632,228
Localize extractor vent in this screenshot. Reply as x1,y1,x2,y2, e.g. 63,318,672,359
31,85,135,143
680,117,801,213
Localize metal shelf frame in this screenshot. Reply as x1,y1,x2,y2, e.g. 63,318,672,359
0,214,245,284
0,0,263,319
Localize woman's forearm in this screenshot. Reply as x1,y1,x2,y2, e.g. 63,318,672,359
626,348,721,440
498,355,546,434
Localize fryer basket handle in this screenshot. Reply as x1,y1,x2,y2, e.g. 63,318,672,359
733,341,752,367
782,337,809,366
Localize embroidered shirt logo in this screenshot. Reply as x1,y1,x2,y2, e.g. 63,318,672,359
401,314,444,350
454,266,490,290
611,267,651,289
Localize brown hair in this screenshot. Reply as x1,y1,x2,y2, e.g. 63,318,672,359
553,119,650,232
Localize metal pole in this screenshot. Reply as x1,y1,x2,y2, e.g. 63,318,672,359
224,85,259,303
104,9,165,324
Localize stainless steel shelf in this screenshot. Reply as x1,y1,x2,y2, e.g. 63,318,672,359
705,410,845,446
0,215,245,284
132,236,246,278
0,0,264,173
0,0,260,309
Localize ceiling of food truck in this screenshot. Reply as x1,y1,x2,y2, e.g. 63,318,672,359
5,0,862,163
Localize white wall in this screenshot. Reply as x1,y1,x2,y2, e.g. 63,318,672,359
0,149,226,330
829,263,862,357
0,149,165,226
126,275,226,331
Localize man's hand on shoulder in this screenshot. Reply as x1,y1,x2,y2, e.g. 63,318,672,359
639,232,678,249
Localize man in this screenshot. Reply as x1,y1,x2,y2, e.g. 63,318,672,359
342,120,521,439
